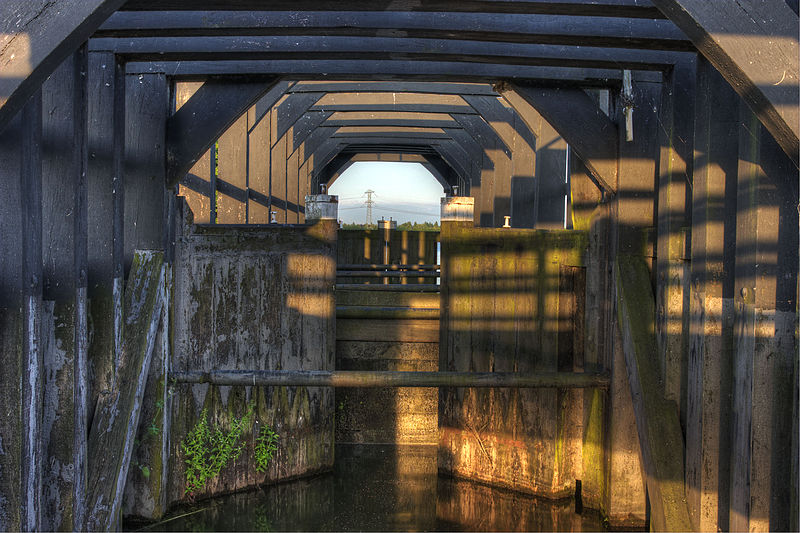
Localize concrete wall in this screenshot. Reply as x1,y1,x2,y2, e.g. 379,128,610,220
125,200,337,514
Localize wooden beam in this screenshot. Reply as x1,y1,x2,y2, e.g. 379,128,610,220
118,0,665,18
291,81,498,95
91,36,685,70
165,75,279,187
615,254,693,532
505,84,618,194
86,252,165,531
171,370,611,389
128,59,663,84
0,0,126,132
650,0,799,166
97,11,690,50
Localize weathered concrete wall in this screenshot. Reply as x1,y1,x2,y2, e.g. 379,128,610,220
438,223,590,499
157,200,336,510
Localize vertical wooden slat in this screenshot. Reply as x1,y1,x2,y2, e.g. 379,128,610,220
73,43,90,532
112,59,126,384
21,89,44,533
271,128,288,224
216,113,248,224
249,106,270,223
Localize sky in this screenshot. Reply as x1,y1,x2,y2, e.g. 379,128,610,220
329,162,444,224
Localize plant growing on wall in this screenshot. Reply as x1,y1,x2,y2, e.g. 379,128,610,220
182,403,255,495
254,424,279,473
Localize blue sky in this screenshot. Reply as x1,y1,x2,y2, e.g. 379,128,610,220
329,162,444,224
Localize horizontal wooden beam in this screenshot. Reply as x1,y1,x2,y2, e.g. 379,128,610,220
126,60,662,84
292,81,499,95
337,263,440,270
323,119,459,129
96,11,690,50
118,0,665,18
170,369,611,389
336,283,440,292
91,36,686,70
337,270,440,278
336,306,440,320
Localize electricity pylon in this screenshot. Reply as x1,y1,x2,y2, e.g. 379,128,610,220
365,189,375,226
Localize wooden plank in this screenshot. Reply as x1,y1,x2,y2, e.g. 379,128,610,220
338,264,439,271
655,57,693,425
248,107,271,223
165,76,278,187
0,106,24,532
270,126,288,223
127,60,663,84
171,370,610,389
0,0,126,131
86,251,165,531
616,78,661,253
40,48,90,531
175,83,213,224
336,306,439,320
216,113,248,223
337,270,439,278
729,105,797,532
87,51,122,418
124,72,168,273
650,0,799,165
686,58,739,533
336,283,440,292
614,255,692,532
92,36,686,70
20,90,44,533
98,12,689,50
337,318,439,342
119,0,664,17
336,289,440,308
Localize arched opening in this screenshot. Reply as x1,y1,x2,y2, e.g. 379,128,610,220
329,161,444,229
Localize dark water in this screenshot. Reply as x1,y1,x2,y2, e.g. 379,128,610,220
136,444,604,532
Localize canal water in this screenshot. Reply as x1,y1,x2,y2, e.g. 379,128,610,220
133,444,604,532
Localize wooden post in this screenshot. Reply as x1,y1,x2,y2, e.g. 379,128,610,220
686,58,739,532
40,47,90,531
0,111,24,533
655,56,694,429
124,71,168,273
730,104,798,533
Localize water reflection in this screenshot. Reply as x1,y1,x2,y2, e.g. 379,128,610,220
133,444,602,532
